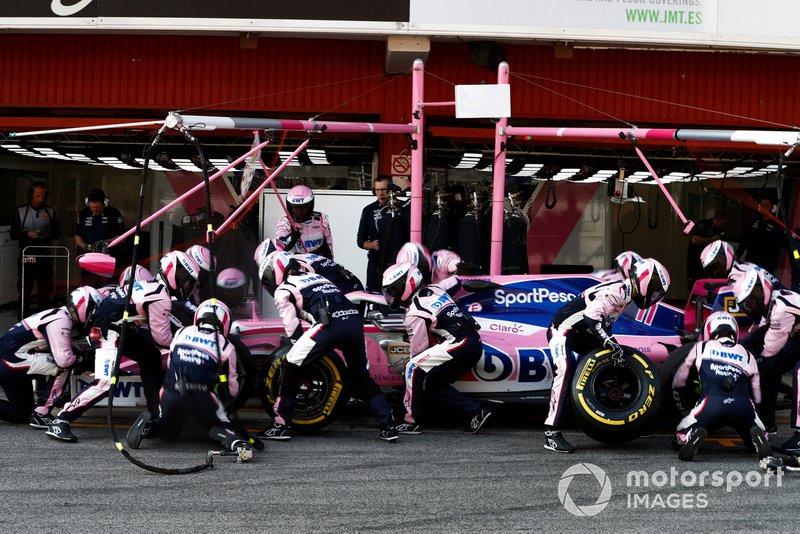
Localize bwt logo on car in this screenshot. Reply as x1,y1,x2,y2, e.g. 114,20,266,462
494,288,576,307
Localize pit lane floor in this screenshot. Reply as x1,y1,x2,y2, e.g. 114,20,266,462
0,404,796,533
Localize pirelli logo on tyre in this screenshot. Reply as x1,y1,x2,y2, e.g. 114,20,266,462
575,359,596,392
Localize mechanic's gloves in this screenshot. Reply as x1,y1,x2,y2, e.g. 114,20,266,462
284,229,302,250
92,240,109,254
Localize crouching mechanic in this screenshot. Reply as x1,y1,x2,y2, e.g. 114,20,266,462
126,299,252,461
275,185,334,258
257,251,398,441
46,250,200,443
672,312,771,461
733,269,800,451
544,258,670,453
0,286,101,425
381,262,491,435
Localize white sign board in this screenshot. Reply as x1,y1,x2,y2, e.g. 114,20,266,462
455,84,511,119
258,189,373,318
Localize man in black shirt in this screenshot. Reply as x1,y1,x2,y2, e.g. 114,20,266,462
737,197,786,275
74,188,125,285
11,181,60,318
357,175,392,291
686,212,729,289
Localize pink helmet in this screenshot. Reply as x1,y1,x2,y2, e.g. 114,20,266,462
381,262,423,309
702,311,739,343
732,268,773,319
67,286,104,333
700,240,735,278
611,251,644,278
216,267,248,309
259,251,296,294
286,185,314,222
158,250,200,301
432,249,461,277
396,242,432,284
194,299,232,337
186,245,214,272
119,264,154,287
253,237,283,265
630,258,670,309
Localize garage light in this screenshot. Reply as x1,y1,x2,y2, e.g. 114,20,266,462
453,152,483,169
306,149,329,165
278,151,302,166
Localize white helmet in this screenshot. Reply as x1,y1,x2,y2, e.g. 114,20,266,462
259,251,297,295
396,242,432,284
286,185,314,222
630,258,670,309
186,244,214,272
702,311,738,343
432,249,461,277
732,268,773,319
611,251,644,278
158,250,200,301
700,240,735,279
67,286,104,334
119,264,154,287
253,237,283,265
194,299,232,337
381,262,423,309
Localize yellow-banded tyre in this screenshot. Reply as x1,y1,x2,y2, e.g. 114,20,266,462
257,347,347,433
569,346,661,444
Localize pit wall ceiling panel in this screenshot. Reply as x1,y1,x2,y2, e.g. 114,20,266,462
1,33,799,130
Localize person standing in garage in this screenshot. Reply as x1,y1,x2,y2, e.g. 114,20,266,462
11,181,60,320
74,188,125,285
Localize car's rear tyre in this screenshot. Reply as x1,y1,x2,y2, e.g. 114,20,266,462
658,342,698,419
570,346,661,444
257,345,347,432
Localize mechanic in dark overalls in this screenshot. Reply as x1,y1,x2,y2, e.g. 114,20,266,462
544,258,670,453
256,251,397,442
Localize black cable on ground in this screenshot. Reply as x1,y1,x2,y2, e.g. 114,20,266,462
107,127,213,474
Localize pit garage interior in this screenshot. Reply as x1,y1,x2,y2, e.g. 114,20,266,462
1,32,799,305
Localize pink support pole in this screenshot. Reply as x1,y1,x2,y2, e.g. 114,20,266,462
215,139,310,236
410,59,425,243
633,146,695,235
108,138,272,248
490,62,510,276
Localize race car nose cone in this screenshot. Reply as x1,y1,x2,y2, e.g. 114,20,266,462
76,252,116,278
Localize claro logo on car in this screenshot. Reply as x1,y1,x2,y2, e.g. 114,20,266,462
494,288,577,307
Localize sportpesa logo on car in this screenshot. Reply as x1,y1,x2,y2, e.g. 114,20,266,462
494,288,577,307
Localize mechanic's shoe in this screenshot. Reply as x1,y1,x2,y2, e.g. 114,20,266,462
760,456,783,473
764,424,778,436
395,423,423,435
780,430,800,454
29,412,53,429
257,423,291,441
379,425,399,442
782,455,800,472
126,412,152,449
465,408,492,434
678,427,707,461
45,419,77,443
231,440,253,463
750,425,772,459
543,430,575,453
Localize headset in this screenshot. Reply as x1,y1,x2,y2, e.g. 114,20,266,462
27,181,49,201
85,188,110,207
372,175,393,195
